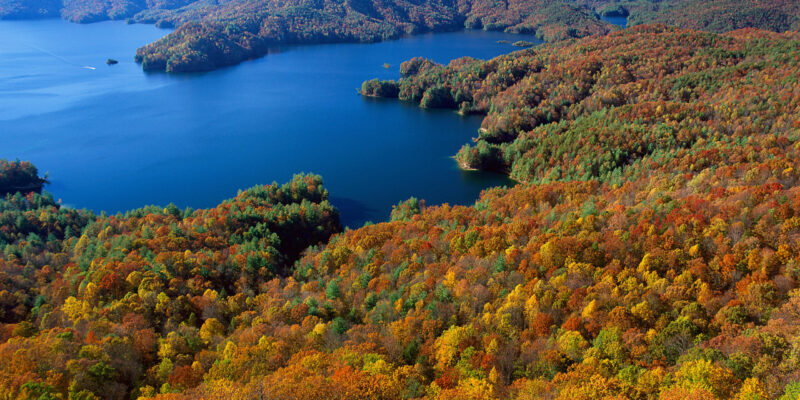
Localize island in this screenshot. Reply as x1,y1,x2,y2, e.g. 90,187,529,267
512,40,536,47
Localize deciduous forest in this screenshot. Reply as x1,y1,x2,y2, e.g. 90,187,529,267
2,21,800,399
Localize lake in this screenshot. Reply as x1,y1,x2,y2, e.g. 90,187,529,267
0,20,543,227
601,16,628,28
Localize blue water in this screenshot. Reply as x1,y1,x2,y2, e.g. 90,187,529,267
601,16,628,29
0,20,538,227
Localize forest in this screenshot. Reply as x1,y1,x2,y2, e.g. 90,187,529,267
624,0,800,33
0,160,47,196
2,0,799,72
365,24,800,184
2,23,800,399
131,0,614,72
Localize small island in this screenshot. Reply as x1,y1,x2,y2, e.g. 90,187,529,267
106,58,119,65
512,40,536,48
359,78,399,98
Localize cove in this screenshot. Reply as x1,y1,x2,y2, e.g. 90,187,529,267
0,19,542,227
601,15,628,28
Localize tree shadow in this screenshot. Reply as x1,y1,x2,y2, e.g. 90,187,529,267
330,195,380,228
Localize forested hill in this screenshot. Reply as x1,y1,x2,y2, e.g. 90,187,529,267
365,24,800,184
0,0,613,72
3,26,800,399
3,0,800,73
131,0,614,72
625,0,800,33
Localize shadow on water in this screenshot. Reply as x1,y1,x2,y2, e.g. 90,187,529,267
330,196,380,228
359,94,403,104
459,168,516,188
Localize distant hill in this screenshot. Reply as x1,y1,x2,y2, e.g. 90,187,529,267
129,0,613,72
3,0,799,72
625,0,800,33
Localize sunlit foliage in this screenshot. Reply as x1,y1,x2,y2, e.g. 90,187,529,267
2,20,800,400
367,25,800,185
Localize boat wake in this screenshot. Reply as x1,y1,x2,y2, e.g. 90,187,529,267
24,43,96,70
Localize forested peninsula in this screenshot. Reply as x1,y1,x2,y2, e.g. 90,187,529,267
363,25,800,183
2,0,799,72
3,24,800,399
0,160,47,196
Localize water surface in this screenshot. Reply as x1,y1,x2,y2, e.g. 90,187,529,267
601,15,628,29
0,20,539,226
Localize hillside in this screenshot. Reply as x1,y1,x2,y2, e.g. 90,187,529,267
4,0,800,73
0,0,613,72
366,25,800,184
128,0,800,72
132,0,614,72
626,0,800,33
2,26,800,399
